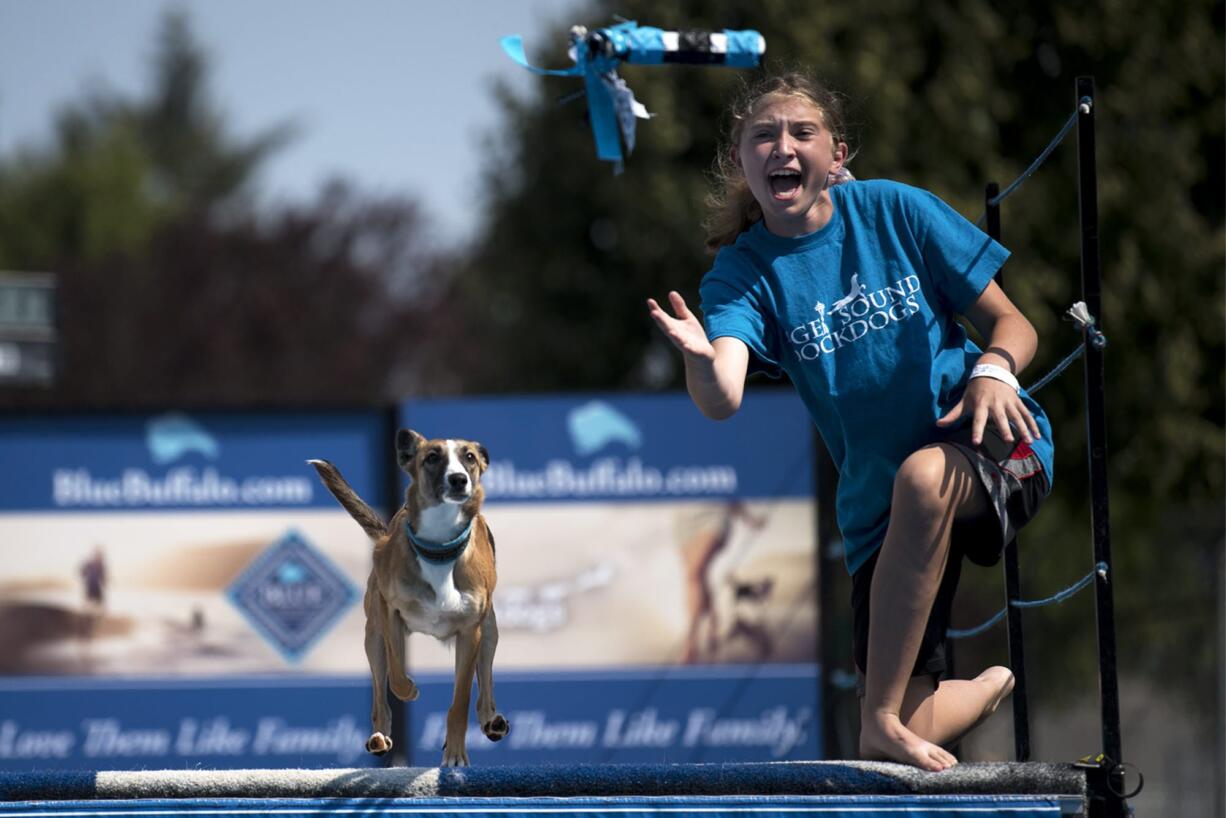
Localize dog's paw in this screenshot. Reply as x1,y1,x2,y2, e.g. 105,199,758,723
482,714,509,742
365,733,393,755
440,742,469,767
389,677,420,702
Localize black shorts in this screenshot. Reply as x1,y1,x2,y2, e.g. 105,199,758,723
850,424,1049,688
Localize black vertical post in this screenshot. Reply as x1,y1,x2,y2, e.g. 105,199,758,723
817,433,852,758
1076,75,1126,817
1218,545,1225,818
384,404,409,767
985,180,1031,762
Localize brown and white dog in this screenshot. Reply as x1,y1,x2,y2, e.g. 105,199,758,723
309,428,508,766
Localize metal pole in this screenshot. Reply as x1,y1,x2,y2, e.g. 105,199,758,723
1076,75,1126,816
385,404,410,767
985,180,1031,762
817,433,851,758
1218,543,1225,818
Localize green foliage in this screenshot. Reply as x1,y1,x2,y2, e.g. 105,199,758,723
39,182,447,407
0,11,289,271
0,118,161,266
0,10,442,408
448,0,1225,733
135,12,292,215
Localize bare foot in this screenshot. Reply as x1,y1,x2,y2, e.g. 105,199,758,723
860,710,958,771
972,666,1014,727
936,666,1016,750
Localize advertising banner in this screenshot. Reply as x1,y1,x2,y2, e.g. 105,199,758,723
0,410,387,770
396,390,821,764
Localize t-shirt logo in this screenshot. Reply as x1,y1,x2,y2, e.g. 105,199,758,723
812,301,828,332
830,272,865,313
789,272,923,362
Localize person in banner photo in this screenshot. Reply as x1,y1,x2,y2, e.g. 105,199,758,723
675,500,773,665
648,70,1054,771
79,546,108,621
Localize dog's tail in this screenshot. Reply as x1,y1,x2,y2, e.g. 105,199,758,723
308,459,388,540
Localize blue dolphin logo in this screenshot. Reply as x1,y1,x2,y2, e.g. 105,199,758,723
567,400,642,456
146,413,220,464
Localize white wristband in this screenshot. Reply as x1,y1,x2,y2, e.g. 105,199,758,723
970,363,1020,393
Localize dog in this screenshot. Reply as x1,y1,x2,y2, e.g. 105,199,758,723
309,428,509,766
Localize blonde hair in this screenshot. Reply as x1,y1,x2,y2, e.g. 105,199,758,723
703,71,856,253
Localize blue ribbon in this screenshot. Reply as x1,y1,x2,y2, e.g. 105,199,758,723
501,21,764,172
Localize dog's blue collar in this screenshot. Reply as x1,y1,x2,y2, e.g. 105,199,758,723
405,518,473,564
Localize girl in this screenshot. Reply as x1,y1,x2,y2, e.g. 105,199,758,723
647,72,1053,771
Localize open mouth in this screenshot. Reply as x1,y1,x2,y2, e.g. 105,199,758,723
768,169,803,200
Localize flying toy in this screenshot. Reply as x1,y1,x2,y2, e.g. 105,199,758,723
501,20,766,172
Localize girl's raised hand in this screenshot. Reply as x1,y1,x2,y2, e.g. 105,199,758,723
646,291,715,362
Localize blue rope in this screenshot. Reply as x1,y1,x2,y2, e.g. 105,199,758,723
977,109,1079,227
1024,303,1109,394
1026,342,1084,395
947,562,1108,639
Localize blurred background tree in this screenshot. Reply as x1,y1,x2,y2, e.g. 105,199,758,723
0,11,453,407
438,0,1224,764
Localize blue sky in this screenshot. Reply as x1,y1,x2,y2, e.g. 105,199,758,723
0,0,585,243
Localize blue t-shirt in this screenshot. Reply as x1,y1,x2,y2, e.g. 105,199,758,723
700,179,1055,575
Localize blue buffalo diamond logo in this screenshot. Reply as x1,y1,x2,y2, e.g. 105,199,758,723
226,530,357,663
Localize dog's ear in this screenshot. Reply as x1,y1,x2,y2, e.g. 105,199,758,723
476,444,490,470
396,429,425,471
